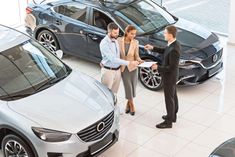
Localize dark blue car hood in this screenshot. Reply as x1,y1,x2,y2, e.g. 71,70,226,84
137,18,222,60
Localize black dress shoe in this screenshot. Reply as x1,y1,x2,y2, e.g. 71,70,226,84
156,121,172,129
162,115,177,123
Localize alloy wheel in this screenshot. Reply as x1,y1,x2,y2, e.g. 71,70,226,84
38,32,57,52
139,58,163,91
4,140,29,157
139,67,162,89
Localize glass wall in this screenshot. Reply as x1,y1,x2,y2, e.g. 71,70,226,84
153,0,230,34
0,0,27,26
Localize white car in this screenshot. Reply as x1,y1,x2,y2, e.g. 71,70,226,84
0,24,120,157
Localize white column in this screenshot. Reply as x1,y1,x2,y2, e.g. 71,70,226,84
0,0,20,26
228,0,235,45
19,0,28,24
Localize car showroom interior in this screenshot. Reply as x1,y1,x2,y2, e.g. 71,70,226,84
0,0,235,157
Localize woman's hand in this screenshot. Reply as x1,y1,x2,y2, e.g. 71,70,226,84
137,59,144,64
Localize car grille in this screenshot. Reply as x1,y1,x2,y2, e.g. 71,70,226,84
77,111,114,142
201,49,223,68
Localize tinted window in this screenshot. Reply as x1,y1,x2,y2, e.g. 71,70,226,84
114,0,176,34
54,3,87,22
0,40,71,101
93,10,113,30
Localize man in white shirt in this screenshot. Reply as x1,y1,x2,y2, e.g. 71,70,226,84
100,22,139,96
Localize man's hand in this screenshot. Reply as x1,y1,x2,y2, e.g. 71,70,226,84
151,64,158,70
100,63,104,68
144,44,154,50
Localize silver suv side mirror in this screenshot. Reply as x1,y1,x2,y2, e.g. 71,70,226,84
54,50,63,59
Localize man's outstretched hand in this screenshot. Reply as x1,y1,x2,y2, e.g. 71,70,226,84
151,64,158,70
144,44,154,50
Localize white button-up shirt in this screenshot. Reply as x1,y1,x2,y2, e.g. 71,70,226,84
100,35,129,68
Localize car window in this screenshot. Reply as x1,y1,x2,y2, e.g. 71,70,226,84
0,39,71,101
93,10,113,30
54,3,87,23
114,0,176,34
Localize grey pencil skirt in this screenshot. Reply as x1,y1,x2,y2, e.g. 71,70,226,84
121,68,138,99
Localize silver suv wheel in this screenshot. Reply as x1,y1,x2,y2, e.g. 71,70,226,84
2,135,34,157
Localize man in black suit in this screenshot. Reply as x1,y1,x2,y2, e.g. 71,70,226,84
144,25,181,129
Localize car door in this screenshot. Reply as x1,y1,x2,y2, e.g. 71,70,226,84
85,8,122,63
52,2,89,57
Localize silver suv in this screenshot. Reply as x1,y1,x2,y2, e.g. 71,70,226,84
0,25,119,157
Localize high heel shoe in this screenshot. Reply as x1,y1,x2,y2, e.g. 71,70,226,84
125,101,130,114
129,102,135,116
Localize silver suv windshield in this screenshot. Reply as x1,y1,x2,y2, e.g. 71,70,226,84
0,39,71,101
115,0,176,34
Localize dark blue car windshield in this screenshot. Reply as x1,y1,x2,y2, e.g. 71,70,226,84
115,0,176,34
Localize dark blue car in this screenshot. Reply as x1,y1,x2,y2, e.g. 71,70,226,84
25,0,223,91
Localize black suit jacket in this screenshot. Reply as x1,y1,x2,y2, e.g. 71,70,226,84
153,40,181,84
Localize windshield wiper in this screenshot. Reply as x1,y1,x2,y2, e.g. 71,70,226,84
34,77,57,92
2,74,69,101
138,24,167,36
35,72,70,92
138,21,177,36
5,93,33,101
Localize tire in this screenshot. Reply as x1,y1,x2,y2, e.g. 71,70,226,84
139,58,163,91
2,134,35,157
37,30,60,53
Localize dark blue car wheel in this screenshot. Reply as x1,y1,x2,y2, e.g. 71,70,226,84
139,58,163,91
37,30,59,53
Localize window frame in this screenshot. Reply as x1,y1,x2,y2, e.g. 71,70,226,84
88,7,124,34
51,2,89,24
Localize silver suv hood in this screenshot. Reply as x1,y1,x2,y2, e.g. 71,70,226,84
8,70,114,133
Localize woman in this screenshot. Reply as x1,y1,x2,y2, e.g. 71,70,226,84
118,25,144,116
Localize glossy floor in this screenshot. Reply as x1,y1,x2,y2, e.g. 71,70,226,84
1,38,235,157
95,39,235,157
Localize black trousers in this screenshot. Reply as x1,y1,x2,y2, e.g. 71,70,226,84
163,81,179,123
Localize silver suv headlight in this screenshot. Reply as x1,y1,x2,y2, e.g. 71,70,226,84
32,127,72,142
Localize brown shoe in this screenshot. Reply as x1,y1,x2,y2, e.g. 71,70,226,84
125,101,130,114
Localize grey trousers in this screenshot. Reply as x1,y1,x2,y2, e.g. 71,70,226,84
121,68,138,99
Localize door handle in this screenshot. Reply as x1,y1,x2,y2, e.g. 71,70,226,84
88,34,98,41
55,20,62,25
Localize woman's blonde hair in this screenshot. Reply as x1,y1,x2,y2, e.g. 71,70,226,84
124,25,137,37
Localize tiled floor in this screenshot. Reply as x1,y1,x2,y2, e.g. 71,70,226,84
60,37,235,157
0,38,235,157
0,1,234,156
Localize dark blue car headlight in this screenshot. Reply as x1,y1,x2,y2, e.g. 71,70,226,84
179,59,192,66
32,127,72,142
179,59,198,69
